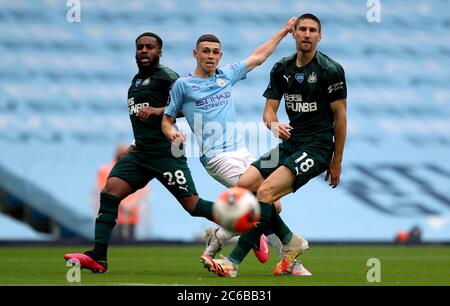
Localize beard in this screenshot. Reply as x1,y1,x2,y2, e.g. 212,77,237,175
299,42,314,53
136,55,159,74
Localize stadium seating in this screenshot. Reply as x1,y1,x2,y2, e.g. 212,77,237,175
0,0,449,241
0,214,53,240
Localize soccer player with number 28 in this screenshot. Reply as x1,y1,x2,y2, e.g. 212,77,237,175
64,32,218,273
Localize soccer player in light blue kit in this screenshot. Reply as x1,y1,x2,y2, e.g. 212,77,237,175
162,17,310,276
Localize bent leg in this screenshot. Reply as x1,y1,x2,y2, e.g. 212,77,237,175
257,166,295,204
67,150,150,264
93,177,136,259
102,176,134,199
237,165,265,192
228,162,287,264
177,194,215,223
255,166,298,246
239,165,283,257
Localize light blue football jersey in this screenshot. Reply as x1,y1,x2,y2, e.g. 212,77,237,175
165,60,247,165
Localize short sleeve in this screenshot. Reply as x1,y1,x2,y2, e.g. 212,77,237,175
220,60,247,85
161,67,179,93
164,79,183,117
323,64,347,103
263,62,284,101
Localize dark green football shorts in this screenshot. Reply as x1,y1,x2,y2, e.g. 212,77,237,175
252,141,334,192
109,149,198,198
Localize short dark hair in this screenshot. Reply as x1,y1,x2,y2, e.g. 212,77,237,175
135,32,163,49
295,13,321,32
196,34,221,47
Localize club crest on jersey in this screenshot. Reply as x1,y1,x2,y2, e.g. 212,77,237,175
295,73,304,83
216,78,226,87
307,72,317,83
142,78,150,85
135,79,142,87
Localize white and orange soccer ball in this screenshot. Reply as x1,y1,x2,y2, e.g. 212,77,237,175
213,187,260,233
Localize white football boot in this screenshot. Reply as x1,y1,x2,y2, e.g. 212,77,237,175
288,260,312,276
202,227,235,257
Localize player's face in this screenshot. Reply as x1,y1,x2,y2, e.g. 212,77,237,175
135,36,162,68
293,19,321,53
194,41,222,75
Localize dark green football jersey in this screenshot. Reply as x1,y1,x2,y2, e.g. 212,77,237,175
263,51,346,148
127,64,179,155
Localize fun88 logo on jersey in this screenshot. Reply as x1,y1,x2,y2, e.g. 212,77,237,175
284,94,318,113
128,97,150,115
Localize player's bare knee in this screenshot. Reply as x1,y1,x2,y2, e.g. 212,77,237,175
102,184,118,194
101,177,134,199
237,177,251,190
237,176,259,192
102,178,114,194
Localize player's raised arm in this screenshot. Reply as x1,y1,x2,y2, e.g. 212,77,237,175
245,17,296,72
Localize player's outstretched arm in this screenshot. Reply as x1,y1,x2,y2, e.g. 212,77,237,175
245,17,296,72
263,99,292,140
162,114,185,144
325,98,347,188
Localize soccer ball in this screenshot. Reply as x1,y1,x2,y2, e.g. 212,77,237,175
213,187,260,233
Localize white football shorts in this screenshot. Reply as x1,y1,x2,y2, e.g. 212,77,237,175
204,148,256,188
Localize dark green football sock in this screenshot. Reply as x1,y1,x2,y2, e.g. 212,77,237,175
228,202,275,264
270,207,293,245
191,197,214,222
228,225,265,265
93,192,120,258
259,201,275,223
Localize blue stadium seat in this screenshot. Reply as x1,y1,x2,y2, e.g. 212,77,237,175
0,0,449,241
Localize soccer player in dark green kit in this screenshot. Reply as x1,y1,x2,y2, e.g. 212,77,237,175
203,14,347,277
64,33,217,273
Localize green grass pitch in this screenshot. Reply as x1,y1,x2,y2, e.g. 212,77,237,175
0,244,449,286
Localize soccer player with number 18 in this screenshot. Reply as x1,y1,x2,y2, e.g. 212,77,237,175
205,13,348,277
